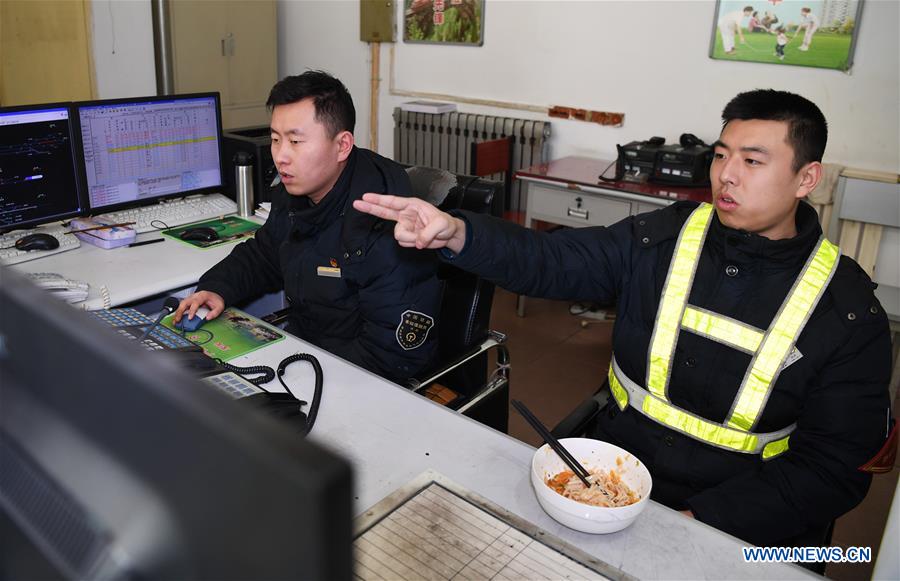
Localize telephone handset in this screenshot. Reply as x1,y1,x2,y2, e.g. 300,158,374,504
26,272,90,303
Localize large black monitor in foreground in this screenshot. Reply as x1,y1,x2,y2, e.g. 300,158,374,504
0,103,86,232
0,268,352,579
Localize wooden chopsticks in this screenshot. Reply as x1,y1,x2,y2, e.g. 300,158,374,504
511,399,593,488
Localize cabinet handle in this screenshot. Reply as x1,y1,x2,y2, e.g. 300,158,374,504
222,33,235,56
567,207,589,220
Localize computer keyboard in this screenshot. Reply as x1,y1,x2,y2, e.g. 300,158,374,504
91,308,198,351
201,372,265,400
0,225,81,266
93,193,238,234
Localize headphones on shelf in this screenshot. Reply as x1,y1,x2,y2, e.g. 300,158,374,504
679,133,708,148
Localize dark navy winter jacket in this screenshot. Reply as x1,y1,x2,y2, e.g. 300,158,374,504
446,200,891,547
197,147,441,383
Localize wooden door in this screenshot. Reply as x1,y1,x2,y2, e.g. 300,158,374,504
0,0,95,106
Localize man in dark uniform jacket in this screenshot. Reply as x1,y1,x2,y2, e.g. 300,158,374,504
353,90,894,548
175,71,440,383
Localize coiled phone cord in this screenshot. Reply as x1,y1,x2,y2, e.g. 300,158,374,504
220,361,276,387
277,353,323,435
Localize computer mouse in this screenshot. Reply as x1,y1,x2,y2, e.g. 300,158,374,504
180,227,219,242
15,233,60,252
176,306,211,332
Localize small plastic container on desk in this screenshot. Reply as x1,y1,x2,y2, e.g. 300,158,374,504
69,217,136,249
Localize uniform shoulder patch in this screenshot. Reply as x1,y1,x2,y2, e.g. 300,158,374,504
396,310,434,350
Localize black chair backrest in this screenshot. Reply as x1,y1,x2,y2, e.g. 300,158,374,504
405,166,502,390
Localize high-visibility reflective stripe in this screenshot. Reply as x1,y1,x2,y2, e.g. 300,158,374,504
642,395,760,452
647,203,713,399
609,368,629,410
762,436,791,460
608,359,795,457
681,306,764,354
727,238,839,430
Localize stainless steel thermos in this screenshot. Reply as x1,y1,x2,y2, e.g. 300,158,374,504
234,151,255,217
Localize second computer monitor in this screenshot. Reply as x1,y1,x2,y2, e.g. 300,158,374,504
0,103,85,232
76,93,225,213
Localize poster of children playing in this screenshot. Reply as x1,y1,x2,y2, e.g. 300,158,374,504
710,0,863,71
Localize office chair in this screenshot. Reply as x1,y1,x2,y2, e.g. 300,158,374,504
404,166,512,433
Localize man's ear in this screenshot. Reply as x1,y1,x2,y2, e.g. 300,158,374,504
795,161,822,200
335,130,354,162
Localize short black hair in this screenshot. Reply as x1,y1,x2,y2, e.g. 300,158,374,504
266,70,355,137
721,89,827,172
743,6,753,12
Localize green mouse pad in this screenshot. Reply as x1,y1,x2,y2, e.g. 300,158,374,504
162,216,261,249
162,307,284,361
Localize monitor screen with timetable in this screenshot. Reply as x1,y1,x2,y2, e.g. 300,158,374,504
0,104,85,232
76,93,224,213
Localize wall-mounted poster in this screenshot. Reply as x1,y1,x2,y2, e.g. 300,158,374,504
709,0,863,71
404,0,484,45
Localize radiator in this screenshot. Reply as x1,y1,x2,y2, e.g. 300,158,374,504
393,108,551,213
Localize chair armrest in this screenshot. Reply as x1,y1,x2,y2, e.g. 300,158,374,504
407,330,508,392
550,393,606,439
409,330,510,433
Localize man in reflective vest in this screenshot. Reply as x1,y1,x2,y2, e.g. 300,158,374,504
354,90,894,548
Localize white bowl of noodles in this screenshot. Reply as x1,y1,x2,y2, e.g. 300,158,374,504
531,438,652,534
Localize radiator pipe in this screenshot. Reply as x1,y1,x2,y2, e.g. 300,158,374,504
370,42,380,153
151,0,174,95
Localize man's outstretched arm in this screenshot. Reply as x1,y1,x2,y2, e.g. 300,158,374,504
353,193,468,253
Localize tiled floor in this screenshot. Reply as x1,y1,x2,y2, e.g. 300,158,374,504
488,288,899,580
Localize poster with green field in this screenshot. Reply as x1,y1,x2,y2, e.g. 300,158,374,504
161,308,284,361
710,1,862,71
162,216,261,249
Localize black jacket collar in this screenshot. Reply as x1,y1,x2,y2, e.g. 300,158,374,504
708,201,822,265
277,146,413,258
339,147,412,257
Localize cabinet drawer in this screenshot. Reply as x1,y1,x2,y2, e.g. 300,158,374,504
527,184,632,228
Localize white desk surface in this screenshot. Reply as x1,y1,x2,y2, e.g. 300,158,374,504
9,213,812,578
232,333,813,580
10,226,257,310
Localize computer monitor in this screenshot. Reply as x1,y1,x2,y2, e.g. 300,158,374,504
0,103,86,233
0,268,353,579
75,93,225,214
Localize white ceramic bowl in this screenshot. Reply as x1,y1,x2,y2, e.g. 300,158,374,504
531,438,652,534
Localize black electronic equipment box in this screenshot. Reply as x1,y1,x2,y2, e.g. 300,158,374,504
616,138,664,183
652,143,713,186
222,126,277,203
